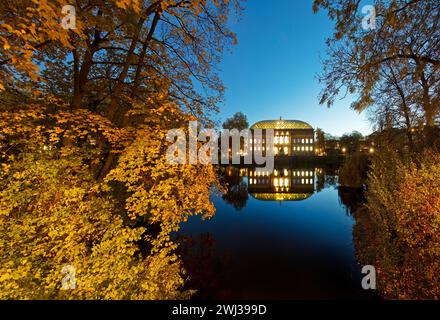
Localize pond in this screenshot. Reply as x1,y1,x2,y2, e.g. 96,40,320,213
177,164,378,300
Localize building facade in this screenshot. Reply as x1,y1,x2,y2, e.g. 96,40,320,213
250,119,315,156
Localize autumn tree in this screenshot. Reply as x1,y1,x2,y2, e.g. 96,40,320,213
315,0,440,299
354,148,440,299
313,0,439,133
0,0,241,299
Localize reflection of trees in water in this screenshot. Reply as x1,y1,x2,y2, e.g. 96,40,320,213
222,181,249,211
220,167,249,210
316,167,339,193
176,233,231,300
338,187,366,217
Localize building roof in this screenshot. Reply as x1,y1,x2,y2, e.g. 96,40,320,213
251,120,313,130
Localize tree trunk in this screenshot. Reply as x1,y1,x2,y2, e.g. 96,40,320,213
71,46,96,109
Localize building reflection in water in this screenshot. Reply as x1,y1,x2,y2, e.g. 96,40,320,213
181,164,375,300
222,166,317,204
248,167,315,202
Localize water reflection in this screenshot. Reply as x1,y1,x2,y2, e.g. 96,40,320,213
221,167,249,211
179,163,377,299
248,167,315,202
221,165,326,206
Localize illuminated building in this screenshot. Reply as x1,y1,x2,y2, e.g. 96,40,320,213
250,119,315,156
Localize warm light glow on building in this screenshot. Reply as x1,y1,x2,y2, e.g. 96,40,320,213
250,120,314,156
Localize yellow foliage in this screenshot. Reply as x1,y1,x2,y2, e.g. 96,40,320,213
0,149,192,300
0,106,218,299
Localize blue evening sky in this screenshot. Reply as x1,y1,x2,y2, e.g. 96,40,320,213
217,0,372,137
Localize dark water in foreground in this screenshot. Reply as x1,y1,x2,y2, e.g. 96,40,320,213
177,165,377,300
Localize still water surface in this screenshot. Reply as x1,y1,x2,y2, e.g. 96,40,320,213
178,165,376,299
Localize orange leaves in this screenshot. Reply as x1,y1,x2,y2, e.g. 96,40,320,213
355,148,440,300
0,0,83,90
114,0,141,12
394,155,440,250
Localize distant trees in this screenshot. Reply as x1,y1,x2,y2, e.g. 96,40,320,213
340,131,364,154
315,128,325,154
222,112,249,131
